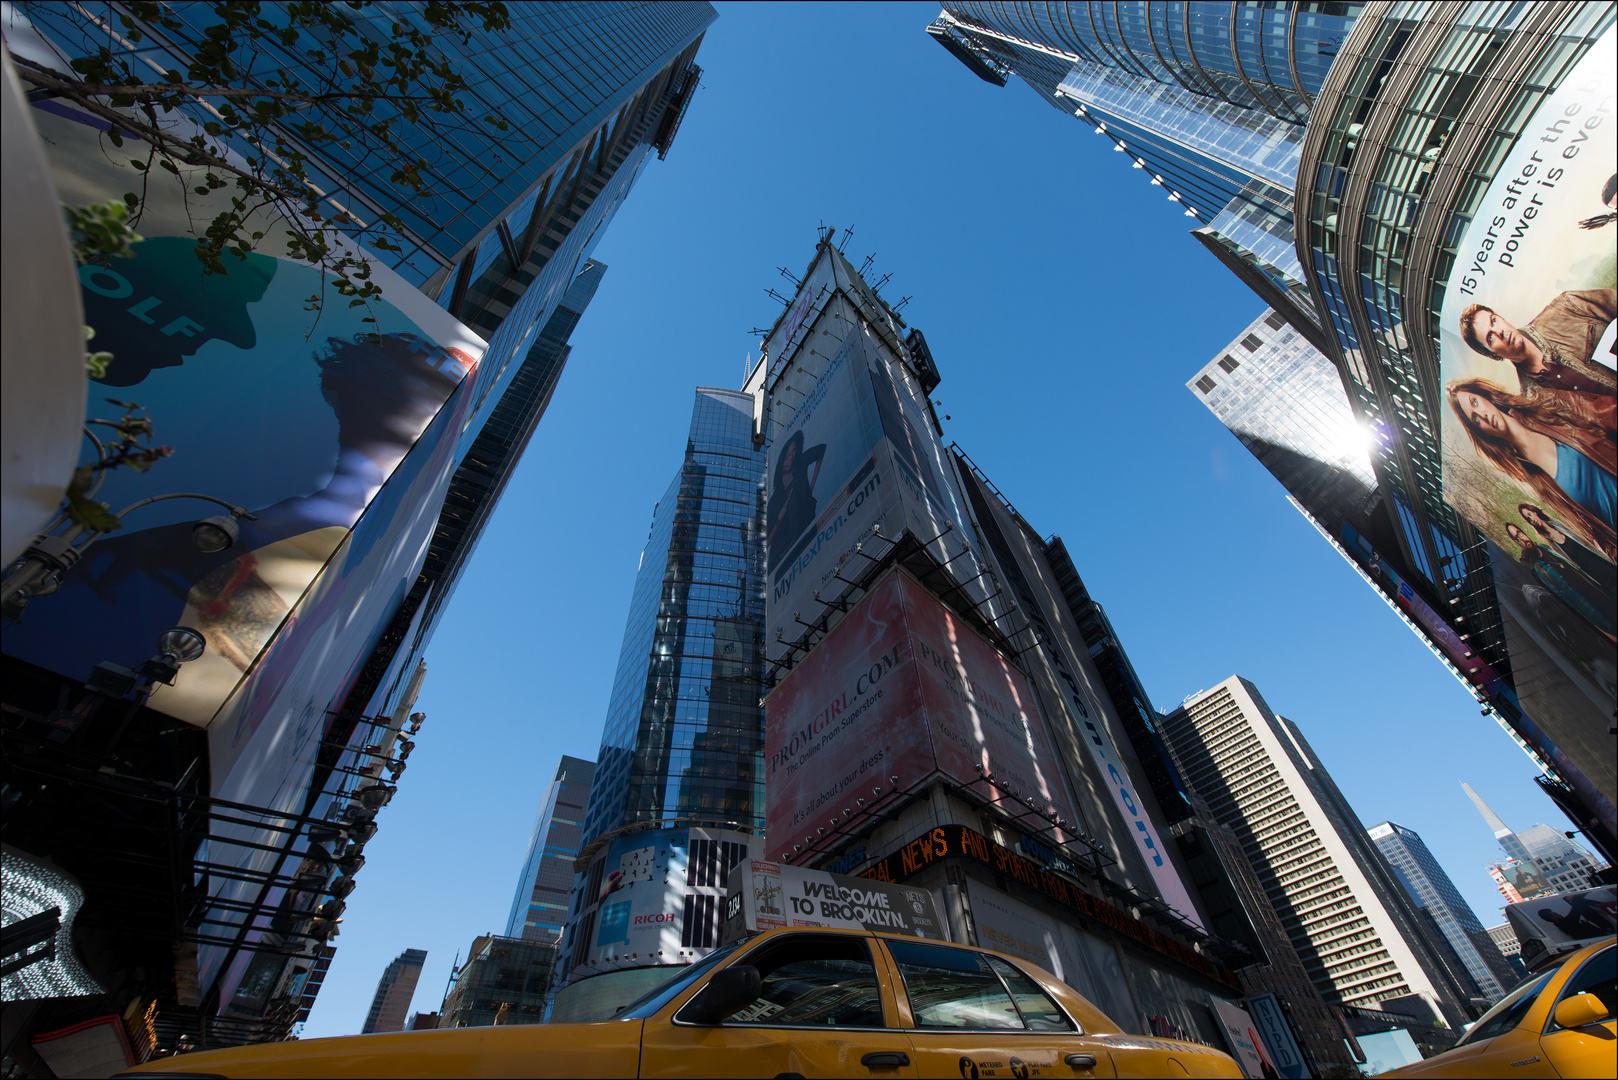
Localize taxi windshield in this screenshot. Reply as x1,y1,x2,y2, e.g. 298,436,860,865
1453,969,1555,1047
617,941,744,1020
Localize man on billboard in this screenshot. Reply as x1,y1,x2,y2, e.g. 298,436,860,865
1459,288,1616,401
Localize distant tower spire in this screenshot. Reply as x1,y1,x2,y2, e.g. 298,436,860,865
1463,782,1532,863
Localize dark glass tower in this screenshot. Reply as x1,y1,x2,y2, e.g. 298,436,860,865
554,389,766,1008
579,389,768,844
929,2,1363,323
1,1,718,1052
1369,820,1519,1002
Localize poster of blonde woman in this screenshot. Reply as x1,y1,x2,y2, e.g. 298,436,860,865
1439,29,1617,671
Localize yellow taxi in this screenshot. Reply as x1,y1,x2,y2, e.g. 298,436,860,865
1382,936,1615,1078
119,927,1242,1078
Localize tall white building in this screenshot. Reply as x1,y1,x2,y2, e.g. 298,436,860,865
1162,677,1473,1028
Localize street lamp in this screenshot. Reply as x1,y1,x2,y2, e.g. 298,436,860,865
141,626,208,685
1,493,257,618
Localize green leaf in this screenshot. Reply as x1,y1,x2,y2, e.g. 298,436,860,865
66,492,123,533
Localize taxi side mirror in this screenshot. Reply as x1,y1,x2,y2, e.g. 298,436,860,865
680,965,763,1025
1552,992,1611,1030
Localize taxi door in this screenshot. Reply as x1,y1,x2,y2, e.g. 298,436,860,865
1537,944,1616,1079
874,938,1118,1080
639,932,919,1079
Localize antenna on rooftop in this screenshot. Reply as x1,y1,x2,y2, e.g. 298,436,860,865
778,266,801,287
859,254,876,277
766,287,792,306
837,225,854,253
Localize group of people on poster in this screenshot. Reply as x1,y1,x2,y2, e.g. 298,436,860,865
1447,175,1616,649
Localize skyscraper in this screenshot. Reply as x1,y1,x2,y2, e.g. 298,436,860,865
1369,820,1518,1001
438,935,557,1028
927,2,1360,332
1186,307,1549,770
1189,308,1377,527
731,230,1267,1046
1291,2,1615,852
1484,922,1530,979
553,388,768,1014
928,1,1618,866
506,756,597,943
1044,536,1351,1067
361,948,427,1035
1162,677,1474,1030
1,0,718,1051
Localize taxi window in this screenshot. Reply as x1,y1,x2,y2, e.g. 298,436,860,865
1549,946,1616,1030
886,940,1023,1030
1455,970,1555,1047
618,941,742,1019
985,955,1075,1031
722,934,887,1028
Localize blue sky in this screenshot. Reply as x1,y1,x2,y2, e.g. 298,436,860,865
300,1,1577,1035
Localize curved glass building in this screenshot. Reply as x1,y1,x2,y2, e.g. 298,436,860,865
932,2,1363,328
1296,0,1615,853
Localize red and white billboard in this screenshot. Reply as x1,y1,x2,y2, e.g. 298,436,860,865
765,570,1076,860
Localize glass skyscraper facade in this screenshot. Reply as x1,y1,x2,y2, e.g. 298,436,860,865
929,2,1616,860
1295,1,1615,852
553,389,766,1006
578,389,768,845
506,756,596,943
1,2,719,1053
1369,820,1518,1001
930,2,1363,308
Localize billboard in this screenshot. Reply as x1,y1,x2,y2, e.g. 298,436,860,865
721,860,945,942
576,827,763,971
14,99,487,1002
763,279,984,662
764,570,1077,861
1436,28,1616,814
1504,885,1618,966
10,98,484,736
1207,998,1273,1080
1244,994,1308,1080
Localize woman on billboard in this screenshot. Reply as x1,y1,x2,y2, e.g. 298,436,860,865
1504,523,1616,643
1447,377,1616,559
1519,503,1617,587
767,430,825,562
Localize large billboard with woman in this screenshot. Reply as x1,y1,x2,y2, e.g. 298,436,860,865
1438,30,1616,770
763,282,983,663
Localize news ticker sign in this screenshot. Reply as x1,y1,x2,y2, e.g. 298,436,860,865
723,860,946,943
859,825,1239,991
